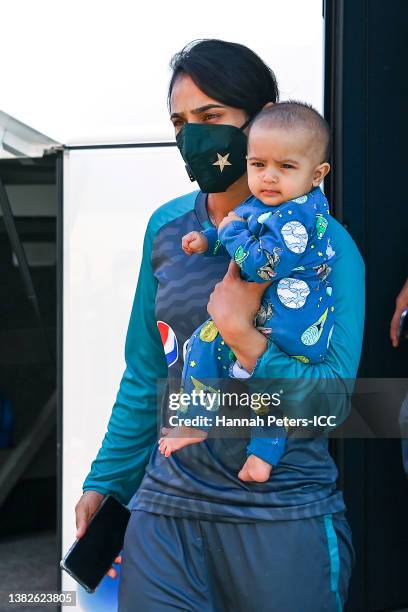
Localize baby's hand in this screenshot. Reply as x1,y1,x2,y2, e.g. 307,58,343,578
218,211,246,233
182,231,208,255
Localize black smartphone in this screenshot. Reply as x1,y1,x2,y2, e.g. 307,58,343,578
398,308,408,343
60,494,131,593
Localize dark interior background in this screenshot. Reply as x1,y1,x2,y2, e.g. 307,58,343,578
325,0,408,610
0,156,57,536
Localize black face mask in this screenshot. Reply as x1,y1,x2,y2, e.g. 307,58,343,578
175,119,250,193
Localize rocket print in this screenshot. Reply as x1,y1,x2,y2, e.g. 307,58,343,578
301,308,329,346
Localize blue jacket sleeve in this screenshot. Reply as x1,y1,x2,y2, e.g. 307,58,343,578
219,214,308,283
82,214,168,505
233,219,365,426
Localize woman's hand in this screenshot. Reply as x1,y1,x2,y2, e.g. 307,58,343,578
75,491,121,579
207,260,270,372
390,278,408,347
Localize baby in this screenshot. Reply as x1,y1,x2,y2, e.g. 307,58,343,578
159,101,335,482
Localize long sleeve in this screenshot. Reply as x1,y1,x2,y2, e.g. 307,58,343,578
219,214,308,283
82,215,168,505
202,227,229,257
234,218,365,426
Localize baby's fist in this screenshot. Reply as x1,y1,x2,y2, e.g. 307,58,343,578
182,231,208,255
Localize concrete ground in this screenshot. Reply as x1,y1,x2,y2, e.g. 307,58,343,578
0,530,58,612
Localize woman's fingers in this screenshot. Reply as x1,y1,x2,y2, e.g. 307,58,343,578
106,555,122,579
226,259,240,279
75,506,89,539
75,491,105,539
248,279,272,297
390,308,402,347
391,279,408,346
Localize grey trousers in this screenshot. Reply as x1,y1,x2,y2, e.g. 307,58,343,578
118,509,354,612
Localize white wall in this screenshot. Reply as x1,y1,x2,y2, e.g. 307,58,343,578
1,0,323,143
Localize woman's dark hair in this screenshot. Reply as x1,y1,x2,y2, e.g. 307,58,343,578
168,39,279,119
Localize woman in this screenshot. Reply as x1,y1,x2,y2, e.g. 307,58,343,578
76,39,364,611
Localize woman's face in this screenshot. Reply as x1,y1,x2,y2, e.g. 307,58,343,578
170,74,248,135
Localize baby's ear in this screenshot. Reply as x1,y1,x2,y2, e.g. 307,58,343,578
312,162,331,186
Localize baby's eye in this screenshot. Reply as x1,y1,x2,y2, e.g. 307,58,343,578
251,161,264,168
282,163,294,169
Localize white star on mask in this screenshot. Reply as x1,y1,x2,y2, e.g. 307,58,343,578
212,153,231,172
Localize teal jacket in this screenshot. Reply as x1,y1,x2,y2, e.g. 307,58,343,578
83,190,365,519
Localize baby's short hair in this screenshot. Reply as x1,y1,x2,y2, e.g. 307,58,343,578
248,100,331,163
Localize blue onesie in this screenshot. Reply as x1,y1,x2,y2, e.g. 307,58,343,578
177,186,336,466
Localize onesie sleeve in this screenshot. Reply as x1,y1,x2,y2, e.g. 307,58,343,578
202,227,229,257
219,209,312,283
82,214,168,505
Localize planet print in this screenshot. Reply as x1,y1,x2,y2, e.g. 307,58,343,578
277,278,310,309
293,195,308,204
199,320,219,342
281,221,308,253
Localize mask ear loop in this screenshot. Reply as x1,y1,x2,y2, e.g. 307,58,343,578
175,126,197,182
240,116,253,131
241,117,252,164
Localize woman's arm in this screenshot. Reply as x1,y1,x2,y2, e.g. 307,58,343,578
82,215,168,505
207,261,269,370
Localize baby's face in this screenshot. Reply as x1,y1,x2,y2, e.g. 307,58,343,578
247,124,328,206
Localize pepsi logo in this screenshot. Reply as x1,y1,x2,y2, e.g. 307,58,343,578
157,321,178,367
